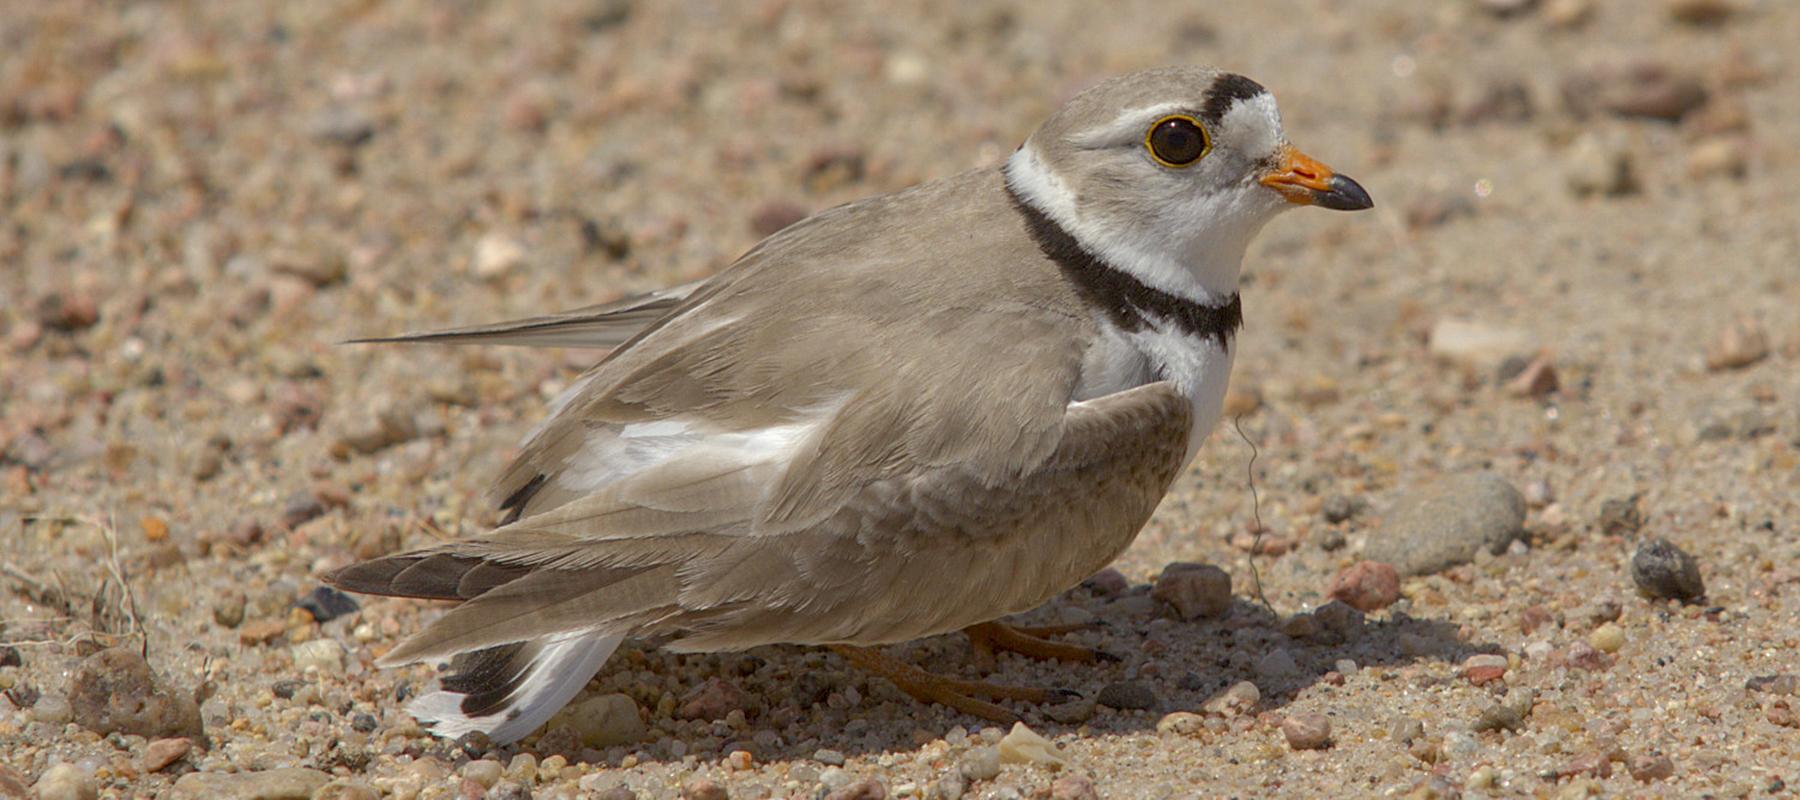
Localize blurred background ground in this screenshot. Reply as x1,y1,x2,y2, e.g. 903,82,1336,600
1,0,1797,797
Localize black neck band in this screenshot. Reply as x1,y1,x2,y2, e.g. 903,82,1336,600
1006,185,1242,350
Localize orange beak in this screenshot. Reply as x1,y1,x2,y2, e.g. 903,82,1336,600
1259,144,1373,211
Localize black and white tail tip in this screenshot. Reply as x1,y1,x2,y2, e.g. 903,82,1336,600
404,633,622,744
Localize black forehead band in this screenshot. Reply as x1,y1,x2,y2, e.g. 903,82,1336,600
1199,73,1268,128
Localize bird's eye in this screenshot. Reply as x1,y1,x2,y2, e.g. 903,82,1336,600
1145,115,1210,168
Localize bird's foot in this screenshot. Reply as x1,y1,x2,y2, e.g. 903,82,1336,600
962,620,1115,672
829,644,1074,723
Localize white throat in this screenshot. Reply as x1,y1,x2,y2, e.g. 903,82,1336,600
1003,144,1268,304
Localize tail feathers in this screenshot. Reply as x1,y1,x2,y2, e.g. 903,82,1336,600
344,281,702,349
407,633,623,745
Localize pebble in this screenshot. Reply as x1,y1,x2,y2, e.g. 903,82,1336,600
1460,77,1535,126
819,768,853,790
557,693,646,747
212,589,247,628
309,107,375,146
1462,654,1509,686
1364,473,1526,576
1562,642,1614,671
1080,567,1130,597
1094,681,1157,711
997,722,1068,768
823,778,887,800
1255,648,1300,681
31,764,96,800
1201,681,1260,716
1704,316,1770,371
1631,538,1706,602
1321,494,1364,524
1688,136,1748,181
505,754,538,783
1597,495,1644,536
680,778,727,800
1281,713,1332,750
313,781,381,800
169,768,332,799
1442,731,1480,760
462,760,503,789
281,490,327,529
1588,622,1626,653
68,647,203,738
1475,0,1534,15
678,677,747,721
143,737,192,772
1543,0,1594,26
291,639,343,674
332,405,423,456
958,747,1001,782
1628,752,1676,781
1311,600,1365,643
594,786,638,800
1326,561,1401,612
1503,352,1559,397
1745,674,1799,696
1389,717,1425,745
926,773,966,800
1472,693,1529,733
1155,712,1205,737
1427,319,1532,370
1668,0,1739,24
1579,596,1623,627
1563,131,1639,197
1562,61,1709,121
1150,562,1232,620
1045,696,1096,724
813,748,846,766
473,233,527,278
1048,774,1099,800
295,587,358,623
30,693,73,724
35,291,100,331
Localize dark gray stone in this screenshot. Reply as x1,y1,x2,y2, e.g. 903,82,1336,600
1630,538,1705,603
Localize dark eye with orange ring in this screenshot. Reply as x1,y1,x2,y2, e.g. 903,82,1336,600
1145,115,1210,167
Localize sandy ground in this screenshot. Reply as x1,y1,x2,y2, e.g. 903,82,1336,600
3,0,1798,797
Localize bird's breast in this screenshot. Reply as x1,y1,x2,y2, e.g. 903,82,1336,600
1074,315,1235,465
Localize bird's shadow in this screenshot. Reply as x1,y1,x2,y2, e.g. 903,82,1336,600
390,581,1495,773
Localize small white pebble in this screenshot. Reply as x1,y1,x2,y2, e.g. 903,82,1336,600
1589,622,1626,653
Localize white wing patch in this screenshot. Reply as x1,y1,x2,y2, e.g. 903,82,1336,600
553,403,848,498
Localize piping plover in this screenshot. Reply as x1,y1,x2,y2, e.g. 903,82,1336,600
331,65,1372,743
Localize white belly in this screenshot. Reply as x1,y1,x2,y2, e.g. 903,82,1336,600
1074,316,1235,465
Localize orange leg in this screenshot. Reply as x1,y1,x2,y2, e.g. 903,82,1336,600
829,644,1074,723
963,621,1112,672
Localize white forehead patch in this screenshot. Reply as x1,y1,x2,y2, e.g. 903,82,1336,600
1218,93,1283,157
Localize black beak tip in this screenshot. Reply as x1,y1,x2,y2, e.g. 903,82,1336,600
1317,174,1374,211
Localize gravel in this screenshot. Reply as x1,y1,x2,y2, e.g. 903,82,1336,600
3,2,1796,797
